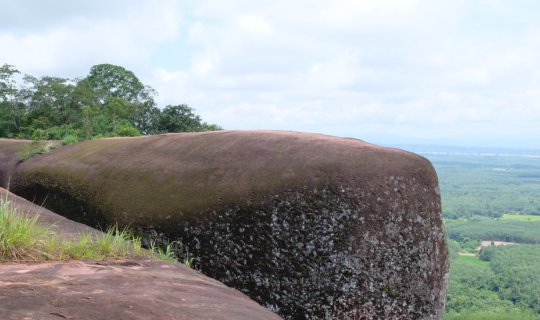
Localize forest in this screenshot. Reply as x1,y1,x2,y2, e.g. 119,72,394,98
428,152,540,219
0,63,220,142
423,151,540,319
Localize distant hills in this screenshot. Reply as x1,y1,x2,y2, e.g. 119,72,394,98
388,144,540,157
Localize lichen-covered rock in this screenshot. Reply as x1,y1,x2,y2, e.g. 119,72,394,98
6,131,449,319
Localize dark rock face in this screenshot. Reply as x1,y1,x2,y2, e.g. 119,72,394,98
0,139,29,187
2,131,449,319
0,259,282,320
174,182,447,319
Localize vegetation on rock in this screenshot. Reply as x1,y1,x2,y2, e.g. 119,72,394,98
0,194,175,262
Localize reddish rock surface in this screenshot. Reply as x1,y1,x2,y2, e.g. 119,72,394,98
0,259,282,320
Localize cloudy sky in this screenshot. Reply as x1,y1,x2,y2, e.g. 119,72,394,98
1,0,539,149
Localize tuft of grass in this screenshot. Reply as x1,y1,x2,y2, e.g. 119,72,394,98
18,136,81,162
150,241,177,263
0,195,176,263
181,247,198,268
149,240,198,267
0,196,52,260
19,140,62,161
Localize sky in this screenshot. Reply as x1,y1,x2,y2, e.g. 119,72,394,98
1,0,539,149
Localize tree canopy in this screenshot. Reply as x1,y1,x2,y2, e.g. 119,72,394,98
0,63,221,141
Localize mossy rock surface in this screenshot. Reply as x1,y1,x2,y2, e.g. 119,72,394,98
0,138,31,187
7,131,449,319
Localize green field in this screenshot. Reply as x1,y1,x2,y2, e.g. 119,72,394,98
421,151,540,218
456,254,489,267
501,214,540,221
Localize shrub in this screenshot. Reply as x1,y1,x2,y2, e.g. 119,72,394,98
479,245,498,261
30,128,48,141
62,134,79,145
116,124,141,137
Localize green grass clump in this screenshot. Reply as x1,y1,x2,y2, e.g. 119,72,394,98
0,196,51,260
149,240,197,267
19,140,62,161
0,195,174,262
149,241,177,263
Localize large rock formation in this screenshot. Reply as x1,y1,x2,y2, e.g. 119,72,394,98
2,131,449,319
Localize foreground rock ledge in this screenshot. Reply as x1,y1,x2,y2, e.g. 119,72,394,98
3,131,449,319
0,259,282,320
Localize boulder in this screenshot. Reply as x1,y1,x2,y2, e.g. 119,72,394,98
0,259,282,320
4,131,449,319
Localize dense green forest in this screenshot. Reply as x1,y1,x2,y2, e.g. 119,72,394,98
446,217,540,244
0,63,220,142
445,243,540,320
421,151,540,319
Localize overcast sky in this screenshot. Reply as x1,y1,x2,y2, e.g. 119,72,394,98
1,0,539,149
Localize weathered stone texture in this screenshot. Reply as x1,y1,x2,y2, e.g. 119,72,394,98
0,259,282,320
0,138,29,187
1,131,449,319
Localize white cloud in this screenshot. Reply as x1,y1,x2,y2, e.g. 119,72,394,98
0,0,182,76
235,15,273,35
1,0,539,148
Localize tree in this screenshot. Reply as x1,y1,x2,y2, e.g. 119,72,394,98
0,62,221,140
82,63,157,136
0,64,19,101
132,101,161,135
21,75,78,125
157,104,220,133
84,63,154,105
0,64,21,137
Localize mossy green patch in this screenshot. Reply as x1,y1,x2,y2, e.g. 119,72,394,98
11,132,432,226
456,254,490,267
